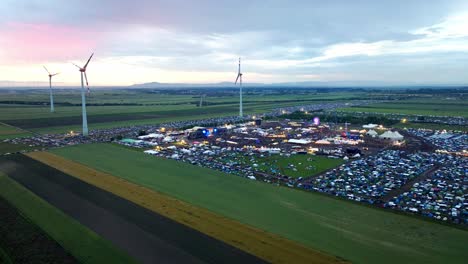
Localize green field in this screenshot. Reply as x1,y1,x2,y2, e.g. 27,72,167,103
216,153,344,178
0,89,368,134
0,173,136,264
3,89,466,134
0,122,31,139
394,122,468,132
0,89,364,105
339,97,468,117
52,143,468,264
0,101,314,134
0,247,12,264
0,142,39,155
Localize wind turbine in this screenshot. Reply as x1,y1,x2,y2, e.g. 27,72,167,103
43,66,59,112
199,94,205,107
72,53,93,136
234,57,243,117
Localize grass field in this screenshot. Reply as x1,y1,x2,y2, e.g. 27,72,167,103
0,89,364,105
394,122,468,131
0,142,39,155
0,192,77,263
0,247,12,264
217,153,344,178
0,89,367,134
29,151,343,264
0,172,137,264
1,101,316,133
338,97,468,117
0,122,31,139
51,143,468,264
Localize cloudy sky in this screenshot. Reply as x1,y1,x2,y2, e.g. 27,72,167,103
1,0,468,86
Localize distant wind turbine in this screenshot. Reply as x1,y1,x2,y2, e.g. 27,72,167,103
72,53,93,136
199,94,206,107
234,57,243,117
43,66,59,112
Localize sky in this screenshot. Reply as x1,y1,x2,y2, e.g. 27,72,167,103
0,0,468,86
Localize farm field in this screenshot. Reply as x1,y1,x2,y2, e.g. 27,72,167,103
1,100,317,133
0,122,31,139
338,97,468,117
0,171,136,264
1,154,270,264
217,153,344,178
0,142,40,155
0,247,12,264
394,122,468,132
0,184,77,264
29,151,342,264
51,143,468,264
0,89,369,134
0,89,365,105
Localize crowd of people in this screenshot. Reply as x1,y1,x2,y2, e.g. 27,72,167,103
340,111,467,126
385,155,467,224
406,128,467,153
299,150,436,203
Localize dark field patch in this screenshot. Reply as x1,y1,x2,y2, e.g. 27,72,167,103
0,155,266,264
0,196,77,264
1,105,242,129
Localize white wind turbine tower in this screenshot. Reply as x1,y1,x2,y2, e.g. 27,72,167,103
72,53,94,136
234,57,243,117
43,66,59,112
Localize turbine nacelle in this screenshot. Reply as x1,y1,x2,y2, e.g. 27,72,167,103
234,57,243,84
43,66,59,78
72,53,94,92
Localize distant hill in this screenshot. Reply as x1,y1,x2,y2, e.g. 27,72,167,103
131,81,264,88
130,81,468,89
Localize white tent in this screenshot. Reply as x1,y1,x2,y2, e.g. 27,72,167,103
363,124,378,129
366,130,378,137
315,139,331,145
138,133,164,139
162,136,174,143
288,139,311,145
379,131,404,141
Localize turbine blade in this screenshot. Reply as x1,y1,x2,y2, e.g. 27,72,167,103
84,72,89,86
235,74,240,84
83,52,94,69
43,66,50,75
52,72,60,76
84,72,90,95
72,63,81,69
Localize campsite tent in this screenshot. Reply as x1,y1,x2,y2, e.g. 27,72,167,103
288,139,311,145
363,124,378,129
315,139,331,145
379,131,404,141
366,130,378,137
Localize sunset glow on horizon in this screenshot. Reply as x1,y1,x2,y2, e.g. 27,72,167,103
1,0,468,86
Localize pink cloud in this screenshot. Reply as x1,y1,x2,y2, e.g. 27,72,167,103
0,22,102,64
